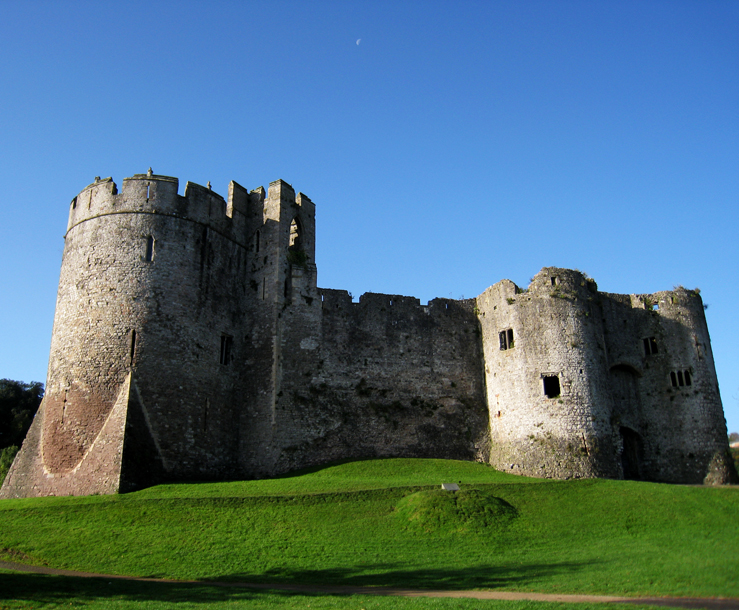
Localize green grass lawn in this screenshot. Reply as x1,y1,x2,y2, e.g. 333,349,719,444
1,458,737,606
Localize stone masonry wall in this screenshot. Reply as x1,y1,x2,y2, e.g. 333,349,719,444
2,171,734,498
1,172,258,497
477,267,734,484
270,290,491,474
477,268,620,480
600,287,733,483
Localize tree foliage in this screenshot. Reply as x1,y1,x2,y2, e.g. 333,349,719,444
0,379,44,450
0,445,19,486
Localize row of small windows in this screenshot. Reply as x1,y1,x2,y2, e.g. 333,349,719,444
671,370,692,388
501,332,665,360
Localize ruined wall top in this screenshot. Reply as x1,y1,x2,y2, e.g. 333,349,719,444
65,171,313,249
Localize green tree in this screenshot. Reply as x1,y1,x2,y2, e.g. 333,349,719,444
0,379,43,486
0,379,44,449
0,445,19,486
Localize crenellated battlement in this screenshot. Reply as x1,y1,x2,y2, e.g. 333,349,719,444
66,171,275,246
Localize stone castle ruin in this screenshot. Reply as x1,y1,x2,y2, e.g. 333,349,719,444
2,171,735,498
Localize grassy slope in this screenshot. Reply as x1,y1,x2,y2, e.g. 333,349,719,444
0,458,737,600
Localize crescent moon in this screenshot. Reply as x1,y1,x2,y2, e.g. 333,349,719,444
356,39,361,45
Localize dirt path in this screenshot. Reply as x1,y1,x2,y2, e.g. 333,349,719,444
2,560,738,610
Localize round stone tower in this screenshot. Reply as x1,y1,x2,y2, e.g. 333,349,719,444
477,268,620,479
2,171,258,496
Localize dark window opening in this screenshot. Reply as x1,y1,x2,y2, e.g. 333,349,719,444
145,236,155,262
551,277,557,286
670,370,692,388
289,218,302,251
543,375,561,398
71,197,77,210
220,335,233,365
499,328,514,350
129,330,137,366
643,337,658,356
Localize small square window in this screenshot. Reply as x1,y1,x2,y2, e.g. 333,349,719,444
543,375,560,398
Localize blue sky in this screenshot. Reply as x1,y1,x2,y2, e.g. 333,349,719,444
1,1,737,432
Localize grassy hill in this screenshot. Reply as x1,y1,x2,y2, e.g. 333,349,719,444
1,458,737,609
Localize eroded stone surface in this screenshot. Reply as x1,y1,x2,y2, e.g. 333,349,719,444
1,172,734,498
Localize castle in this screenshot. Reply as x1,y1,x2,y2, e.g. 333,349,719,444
2,170,736,498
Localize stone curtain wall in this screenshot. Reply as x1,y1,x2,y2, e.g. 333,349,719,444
270,290,491,474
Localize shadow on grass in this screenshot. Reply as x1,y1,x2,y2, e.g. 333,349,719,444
1,561,592,606
219,560,592,590
0,571,291,606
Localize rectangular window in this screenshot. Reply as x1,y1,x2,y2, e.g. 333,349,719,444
129,329,137,366
145,236,155,262
499,328,514,350
543,375,561,398
643,337,658,356
220,335,233,365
